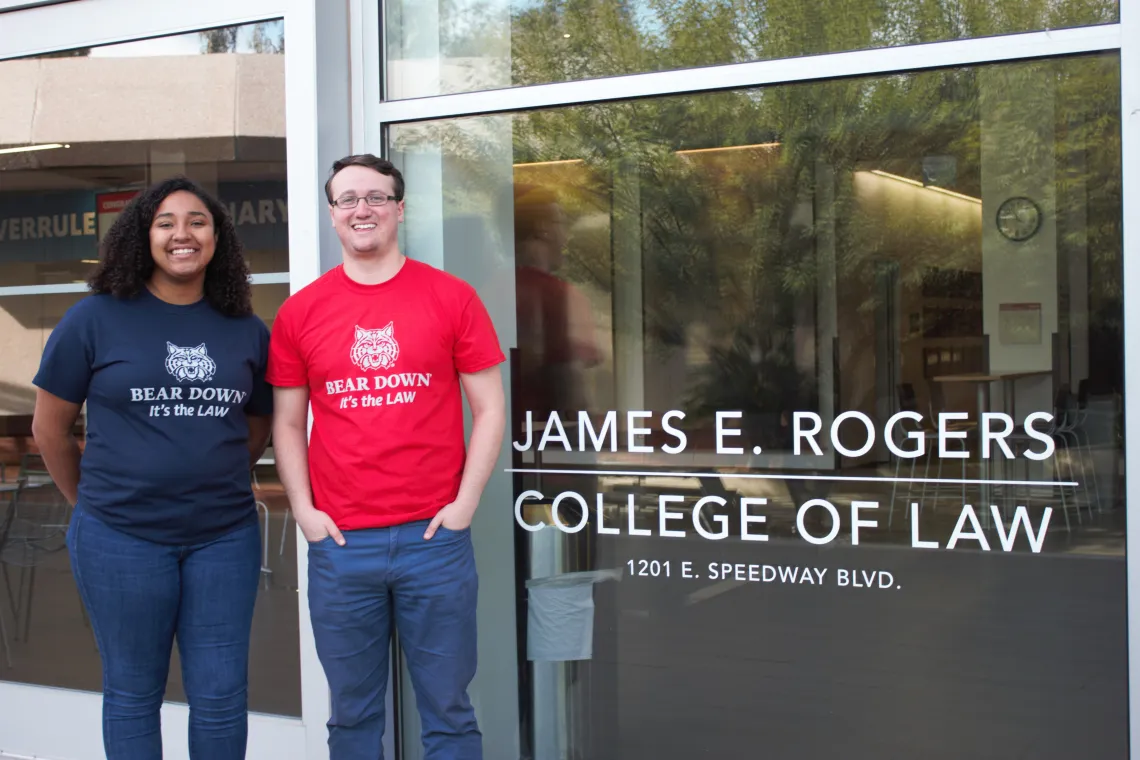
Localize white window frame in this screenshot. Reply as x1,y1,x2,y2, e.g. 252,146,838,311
0,1,328,759
1122,0,1140,756
372,23,1120,124
0,0,76,9
368,4,1138,757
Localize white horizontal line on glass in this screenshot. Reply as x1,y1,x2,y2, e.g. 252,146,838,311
377,24,1121,124
249,272,290,285
0,271,290,297
0,282,89,296
505,467,1079,488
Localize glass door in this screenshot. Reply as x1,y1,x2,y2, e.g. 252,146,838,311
0,1,327,757
390,49,1128,759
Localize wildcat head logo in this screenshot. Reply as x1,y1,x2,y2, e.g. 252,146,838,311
165,342,217,383
350,323,400,371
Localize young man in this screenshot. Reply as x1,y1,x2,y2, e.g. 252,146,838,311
266,154,506,759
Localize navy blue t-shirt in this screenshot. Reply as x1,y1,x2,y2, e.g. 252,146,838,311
32,290,273,545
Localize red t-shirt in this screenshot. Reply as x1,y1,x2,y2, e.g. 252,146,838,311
266,259,505,530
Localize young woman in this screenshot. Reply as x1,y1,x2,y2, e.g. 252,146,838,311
31,176,272,759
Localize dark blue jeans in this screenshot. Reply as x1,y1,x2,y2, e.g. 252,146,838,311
67,504,261,760
307,519,481,759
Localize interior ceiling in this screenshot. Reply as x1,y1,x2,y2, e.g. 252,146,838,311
0,138,286,193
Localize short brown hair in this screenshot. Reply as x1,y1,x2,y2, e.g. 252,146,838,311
324,154,405,204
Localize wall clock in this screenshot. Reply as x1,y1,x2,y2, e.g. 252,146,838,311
996,196,1041,242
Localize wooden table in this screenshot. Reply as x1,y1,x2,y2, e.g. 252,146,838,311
933,370,1052,423
932,370,1052,520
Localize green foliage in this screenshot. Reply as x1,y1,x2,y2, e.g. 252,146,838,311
392,0,1122,419
506,0,1117,86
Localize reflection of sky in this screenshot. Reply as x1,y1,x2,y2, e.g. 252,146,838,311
89,35,199,57
506,0,664,37
89,21,283,57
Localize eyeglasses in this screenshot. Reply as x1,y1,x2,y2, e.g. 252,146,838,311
333,194,398,209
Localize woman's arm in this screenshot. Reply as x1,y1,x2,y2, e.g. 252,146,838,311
248,414,273,470
31,388,83,505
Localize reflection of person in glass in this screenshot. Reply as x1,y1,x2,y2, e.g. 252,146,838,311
513,183,602,419
30,177,274,759
511,182,604,589
268,155,506,759
511,182,613,756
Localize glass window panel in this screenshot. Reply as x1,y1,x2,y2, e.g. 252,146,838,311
0,21,288,288
384,0,1119,98
0,282,298,716
390,51,1125,758
0,25,299,719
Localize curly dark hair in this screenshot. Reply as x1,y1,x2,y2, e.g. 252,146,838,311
88,176,252,317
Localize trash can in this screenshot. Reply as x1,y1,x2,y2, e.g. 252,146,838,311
526,569,621,662
525,524,621,760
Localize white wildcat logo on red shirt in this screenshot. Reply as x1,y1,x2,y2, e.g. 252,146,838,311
349,323,400,371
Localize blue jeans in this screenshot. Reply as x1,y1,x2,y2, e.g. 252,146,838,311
67,504,261,760
307,519,481,759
